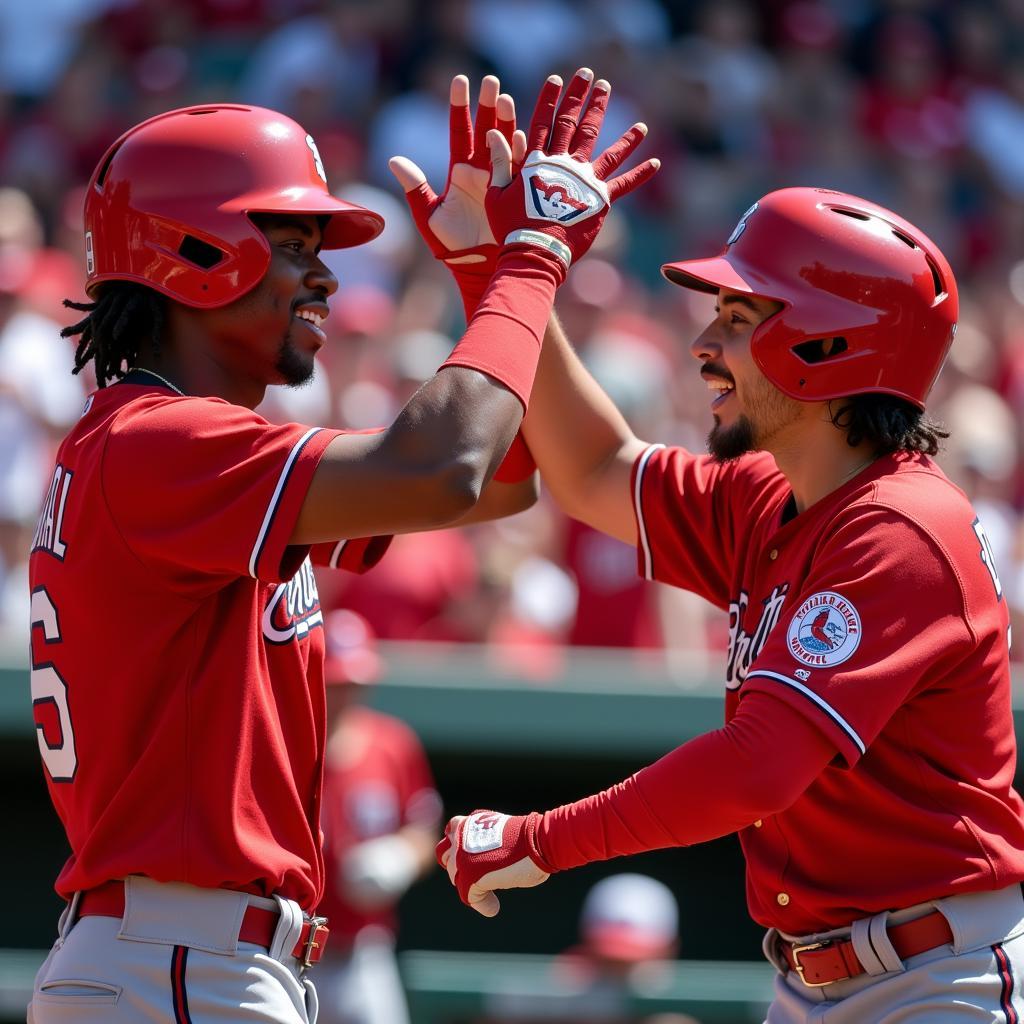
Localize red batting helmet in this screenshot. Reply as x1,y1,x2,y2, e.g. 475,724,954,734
661,187,958,410
83,104,385,308
323,609,382,686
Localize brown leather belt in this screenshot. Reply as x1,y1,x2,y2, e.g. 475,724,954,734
779,909,953,987
77,879,329,968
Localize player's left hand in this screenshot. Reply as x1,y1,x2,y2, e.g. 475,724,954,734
436,809,553,917
389,74,523,271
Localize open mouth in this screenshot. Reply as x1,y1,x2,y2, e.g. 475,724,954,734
293,308,326,344
705,377,735,409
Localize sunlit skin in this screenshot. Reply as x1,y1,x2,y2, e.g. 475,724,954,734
139,213,337,408
691,288,880,512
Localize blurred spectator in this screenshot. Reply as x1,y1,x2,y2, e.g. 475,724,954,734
480,872,697,1024
0,245,85,636
315,609,442,1024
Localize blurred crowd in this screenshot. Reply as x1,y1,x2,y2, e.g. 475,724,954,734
4,0,1024,667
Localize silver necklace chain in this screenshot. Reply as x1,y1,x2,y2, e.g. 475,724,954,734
135,368,185,396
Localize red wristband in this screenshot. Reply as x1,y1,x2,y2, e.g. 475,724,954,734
440,250,560,410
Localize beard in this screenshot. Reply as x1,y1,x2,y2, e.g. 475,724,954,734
708,414,757,461
275,338,316,387
707,384,802,462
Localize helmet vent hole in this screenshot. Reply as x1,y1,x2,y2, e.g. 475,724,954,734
830,208,870,222
925,255,945,299
792,337,848,365
186,109,219,116
95,143,123,189
891,229,918,250
178,235,225,269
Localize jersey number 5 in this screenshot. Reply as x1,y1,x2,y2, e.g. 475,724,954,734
30,587,77,781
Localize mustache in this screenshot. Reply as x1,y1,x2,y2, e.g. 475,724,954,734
701,363,735,384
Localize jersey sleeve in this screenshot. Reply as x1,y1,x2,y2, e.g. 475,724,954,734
102,397,342,587
309,536,393,574
741,506,978,767
631,445,783,609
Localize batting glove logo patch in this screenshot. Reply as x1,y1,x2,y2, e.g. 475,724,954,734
786,591,861,668
463,811,509,854
522,151,607,225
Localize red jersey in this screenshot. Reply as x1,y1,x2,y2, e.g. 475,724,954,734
317,707,441,944
28,375,388,911
633,444,1024,932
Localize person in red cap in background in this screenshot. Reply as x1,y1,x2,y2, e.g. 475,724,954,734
315,609,441,1024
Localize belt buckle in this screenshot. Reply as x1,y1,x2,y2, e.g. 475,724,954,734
301,916,329,969
790,939,833,988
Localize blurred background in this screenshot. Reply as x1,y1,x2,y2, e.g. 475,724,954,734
3,0,1024,1020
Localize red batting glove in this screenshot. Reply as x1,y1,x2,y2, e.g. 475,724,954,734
484,68,660,281
436,810,554,917
389,74,519,320
389,74,535,480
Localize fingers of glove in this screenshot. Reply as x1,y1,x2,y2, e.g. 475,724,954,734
436,815,463,870
449,75,473,164
607,156,662,203
389,160,441,240
511,129,527,170
592,123,648,180
435,833,451,870
487,129,513,188
467,884,501,918
496,92,516,144
388,155,429,194
548,67,594,154
570,78,609,161
473,75,500,159
526,74,563,153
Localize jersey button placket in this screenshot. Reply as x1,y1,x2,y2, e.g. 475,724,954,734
769,549,778,561
776,892,790,906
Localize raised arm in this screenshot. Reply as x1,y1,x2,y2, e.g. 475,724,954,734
292,69,657,544
523,313,649,544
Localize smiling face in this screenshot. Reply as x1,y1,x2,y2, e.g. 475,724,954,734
199,213,338,390
691,289,798,461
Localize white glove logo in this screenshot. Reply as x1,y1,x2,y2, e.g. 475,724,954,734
523,151,608,224
463,811,509,853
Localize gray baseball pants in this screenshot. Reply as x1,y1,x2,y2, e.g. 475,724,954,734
763,883,1024,1022
28,877,320,1023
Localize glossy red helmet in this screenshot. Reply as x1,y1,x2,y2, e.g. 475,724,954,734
83,104,385,308
661,187,958,409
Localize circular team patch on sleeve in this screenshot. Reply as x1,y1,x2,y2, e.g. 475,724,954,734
786,591,861,668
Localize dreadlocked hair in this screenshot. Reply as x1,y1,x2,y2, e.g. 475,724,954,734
828,392,948,457
60,282,167,387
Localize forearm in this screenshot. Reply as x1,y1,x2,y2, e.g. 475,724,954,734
522,312,644,539
536,692,837,870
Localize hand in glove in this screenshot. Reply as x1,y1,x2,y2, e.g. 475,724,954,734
484,67,659,279
436,810,553,917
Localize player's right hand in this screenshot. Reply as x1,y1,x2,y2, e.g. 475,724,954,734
484,68,660,278
436,810,553,917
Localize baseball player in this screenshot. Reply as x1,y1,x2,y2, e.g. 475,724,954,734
27,75,658,1023
432,181,1024,1022
315,609,441,1024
